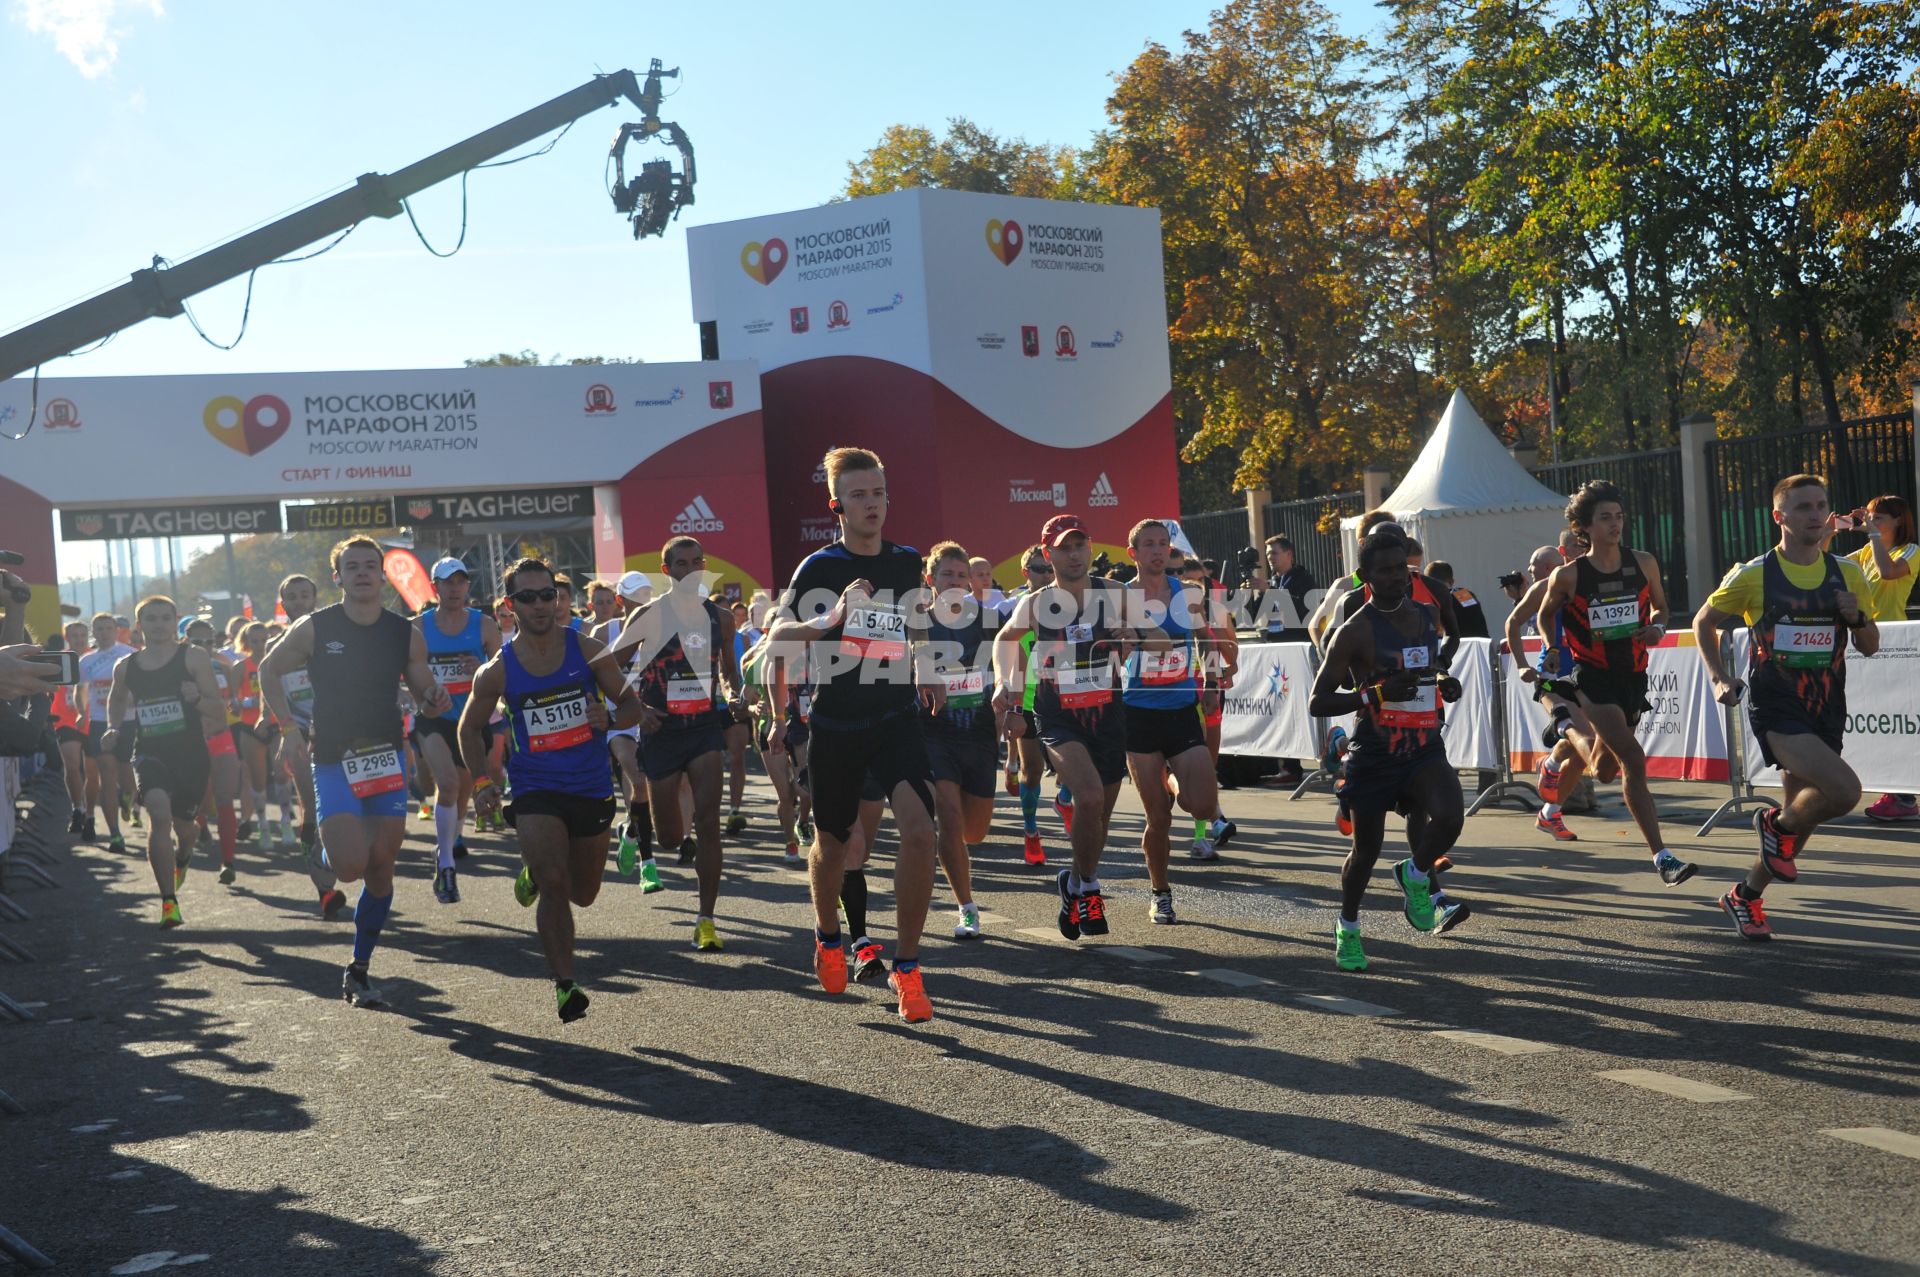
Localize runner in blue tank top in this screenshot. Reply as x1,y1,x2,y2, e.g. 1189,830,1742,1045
462,556,648,1024
1310,531,1471,973
414,558,502,902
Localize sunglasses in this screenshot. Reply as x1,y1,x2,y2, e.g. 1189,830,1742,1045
1025,564,1054,575
510,587,559,604
191,637,215,647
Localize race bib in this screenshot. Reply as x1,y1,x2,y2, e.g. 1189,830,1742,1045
841,604,907,660
667,675,714,716
522,688,592,751
941,667,986,708
282,668,314,717
1379,678,1439,728
1065,623,1094,643
1588,595,1642,641
429,653,475,697
88,679,113,717
1771,622,1836,668
1135,648,1191,686
136,697,186,736
1057,661,1114,709
1401,645,1430,670
341,742,404,798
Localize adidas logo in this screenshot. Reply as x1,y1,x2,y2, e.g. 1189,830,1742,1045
1088,472,1119,507
671,495,726,534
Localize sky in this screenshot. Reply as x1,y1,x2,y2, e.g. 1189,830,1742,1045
3,0,1384,591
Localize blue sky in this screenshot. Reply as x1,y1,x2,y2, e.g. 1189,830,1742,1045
6,0,1382,584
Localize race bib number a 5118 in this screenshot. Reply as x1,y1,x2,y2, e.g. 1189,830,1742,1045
523,689,592,751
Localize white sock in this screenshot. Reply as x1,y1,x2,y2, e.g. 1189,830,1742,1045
1403,863,1429,885
1337,914,1360,934
1541,802,1562,818
1652,846,1672,862
434,802,458,869
1081,877,1103,895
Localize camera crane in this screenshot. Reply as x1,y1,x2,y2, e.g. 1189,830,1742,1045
0,63,696,400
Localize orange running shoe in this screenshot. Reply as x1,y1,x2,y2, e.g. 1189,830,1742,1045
888,966,933,1022
1536,811,1578,841
1023,832,1046,866
1756,807,1803,882
1537,760,1563,805
813,939,848,995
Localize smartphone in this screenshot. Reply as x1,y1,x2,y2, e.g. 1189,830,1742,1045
30,649,80,685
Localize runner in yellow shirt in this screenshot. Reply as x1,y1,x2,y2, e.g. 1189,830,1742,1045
1843,496,1917,821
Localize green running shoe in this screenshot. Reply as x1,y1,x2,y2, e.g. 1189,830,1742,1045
555,982,589,1023
108,834,126,854
725,810,747,835
1393,859,1436,932
638,859,664,893
513,864,539,908
617,836,638,878
1335,927,1367,971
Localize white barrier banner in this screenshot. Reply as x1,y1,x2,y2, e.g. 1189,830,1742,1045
1505,635,1729,782
1219,642,1319,761
1732,620,1920,792
1442,638,1500,771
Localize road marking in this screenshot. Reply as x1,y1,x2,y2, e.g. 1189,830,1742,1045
133,1204,178,1215
1194,968,1273,988
1295,993,1400,1017
1015,927,1068,943
1595,1069,1750,1102
71,1120,118,1133
1822,1127,1920,1161
1432,1030,1557,1056
1099,946,1171,963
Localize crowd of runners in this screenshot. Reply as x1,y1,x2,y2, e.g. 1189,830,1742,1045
24,447,1916,1024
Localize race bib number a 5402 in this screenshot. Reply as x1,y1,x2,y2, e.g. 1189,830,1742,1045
841,604,907,660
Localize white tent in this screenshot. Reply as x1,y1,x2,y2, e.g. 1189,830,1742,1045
1339,390,1568,610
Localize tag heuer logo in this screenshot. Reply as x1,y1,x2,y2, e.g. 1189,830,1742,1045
408,500,436,521
671,495,726,535
75,515,104,536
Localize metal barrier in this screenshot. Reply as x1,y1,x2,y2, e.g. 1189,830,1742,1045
1466,650,1543,816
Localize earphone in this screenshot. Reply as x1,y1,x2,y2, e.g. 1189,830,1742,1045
829,497,843,515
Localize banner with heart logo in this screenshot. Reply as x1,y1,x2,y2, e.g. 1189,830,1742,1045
739,238,787,285
203,393,293,456
984,218,1023,265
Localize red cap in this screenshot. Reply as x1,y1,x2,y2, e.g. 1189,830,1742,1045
1041,514,1089,547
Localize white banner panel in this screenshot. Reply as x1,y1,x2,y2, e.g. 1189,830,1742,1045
1219,642,1319,761
1504,635,1729,781
1443,638,1500,770
1733,620,1920,792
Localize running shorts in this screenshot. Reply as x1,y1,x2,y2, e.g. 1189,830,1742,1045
87,720,135,763
511,790,617,839
412,714,490,758
1563,664,1651,724
1038,705,1128,787
809,710,933,843
1124,704,1207,759
639,723,726,782
56,725,87,746
1341,740,1449,815
313,759,412,824
924,732,997,800
1749,690,1846,771
205,729,237,759
135,749,210,820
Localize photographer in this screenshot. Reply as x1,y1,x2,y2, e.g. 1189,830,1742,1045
1250,535,1316,644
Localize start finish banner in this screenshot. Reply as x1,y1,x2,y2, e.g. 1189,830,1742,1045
1505,634,1729,782
1732,620,1920,792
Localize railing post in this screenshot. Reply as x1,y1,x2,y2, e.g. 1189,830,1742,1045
1679,411,1716,607
1363,466,1392,512
1244,487,1270,556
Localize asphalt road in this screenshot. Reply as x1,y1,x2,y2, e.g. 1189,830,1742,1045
3,768,1917,1276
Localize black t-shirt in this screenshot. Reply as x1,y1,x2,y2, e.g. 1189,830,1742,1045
779,540,925,730
1261,566,1317,640
307,603,412,764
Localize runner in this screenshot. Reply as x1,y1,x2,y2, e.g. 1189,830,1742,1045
763,446,941,1022
1308,531,1471,970
586,579,622,628
183,619,244,888
99,597,224,927
260,536,452,1007
722,600,751,837
922,543,998,940
1841,496,1917,823
1695,474,1878,941
414,557,503,903
1180,555,1238,850
609,537,748,951
271,575,322,851
588,570,658,887
1122,520,1223,926
232,622,283,850
743,627,808,866
995,514,1155,942
462,557,647,1021
78,611,136,851
1536,480,1698,886
51,622,91,834
998,547,1052,867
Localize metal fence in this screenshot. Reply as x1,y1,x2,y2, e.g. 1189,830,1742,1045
1705,412,1916,576
1262,491,1366,590
1177,507,1251,581
1530,448,1690,611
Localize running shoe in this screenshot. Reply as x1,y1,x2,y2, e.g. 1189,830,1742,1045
196,824,211,850
254,823,271,852
218,865,236,886
83,813,97,841
814,939,849,994
783,841,805,867
1655,850,1699,887
1541,709,1571,749
279,825,298,850
1719,886,1772,941
1335,791,1353,838
1022,832,1046,866
452,838,469,862
1334,927,1367,971
433,866,460,904
725,811,747,835
1188,835,1218,861
320,889,349,920
888,967,933,1023
1755,808,1801,882
1210,817,1237,848
693,918,725,951
677,836,697,866
173,854,190,890
236,818,255,844
953,903,981,939
1056,869,1082,940
796,815,814,844
1432,854,1455,874
1865,793,1920,823
129,804,142,828
68,809,84,835
1536,811,1578,841
1537,759,1563,804
1053,794,1074,834
513,864,539,908
1320,725,1349,774
1149,890,1176,926
617,835,638,878
418,801,433,821
1435,897,1472,934
556,982,590,1023
1393,859,1436,932
341,965,385,1008
108,834,126,854
852,940,889,984
639,860,664,893
1080,889,1109,936
159,899,183,929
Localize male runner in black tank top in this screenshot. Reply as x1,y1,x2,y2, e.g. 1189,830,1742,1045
1537,480,1698,887
262,536,452,1008
1310,533,1471,972
100,595,227,929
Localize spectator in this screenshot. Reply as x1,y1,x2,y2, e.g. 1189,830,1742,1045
1254,534,1316,643
1426,561,1488,639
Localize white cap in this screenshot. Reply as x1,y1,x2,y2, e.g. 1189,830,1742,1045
430,557,469,583
616,570,653,601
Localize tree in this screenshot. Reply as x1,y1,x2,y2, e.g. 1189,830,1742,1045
842,119,1093,201
464,350,639,367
